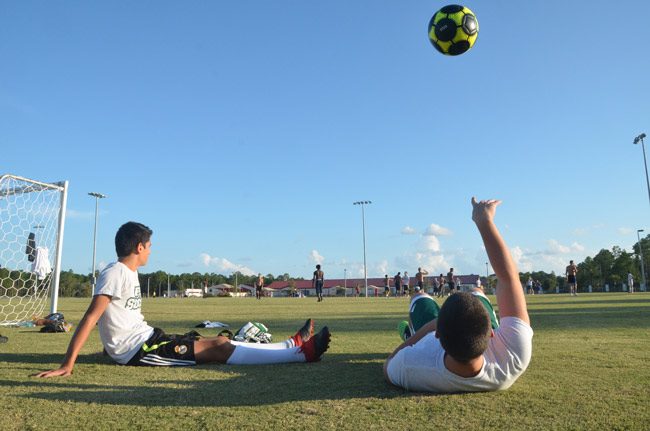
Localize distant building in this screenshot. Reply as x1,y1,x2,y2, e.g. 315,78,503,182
265,274,486,296
183,288,204,298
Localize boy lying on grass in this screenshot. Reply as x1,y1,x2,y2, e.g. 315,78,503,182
384,198,532,393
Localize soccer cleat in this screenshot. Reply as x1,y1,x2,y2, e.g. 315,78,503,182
300,326,330,362
0,334,7,343
291,319,314,347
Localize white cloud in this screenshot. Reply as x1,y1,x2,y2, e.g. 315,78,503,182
413,253,450,275
401,226,417,235
65,209,94,220
572,227,588,236
375,259,389,275
546,239,585,255
617,227,633,235
509,243,590,274
547,239,570,254
424,224,452,236
199,253,255,276
418,235,441,252
571,242,585,252
309,249,324,265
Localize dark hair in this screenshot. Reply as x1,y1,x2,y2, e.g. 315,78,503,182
437,292,491,363
115,222,153,258
316,264,321,270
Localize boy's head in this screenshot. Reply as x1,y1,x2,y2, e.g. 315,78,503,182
316,264,321,270
115,222,153,260
436,292,491,363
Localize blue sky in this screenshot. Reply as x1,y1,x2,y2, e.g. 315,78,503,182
2,1,650,279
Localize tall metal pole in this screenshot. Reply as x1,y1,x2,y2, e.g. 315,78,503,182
88,192,106,292
50,181,68,313
353,201,371,298
637,229,647,292
633,133,650,207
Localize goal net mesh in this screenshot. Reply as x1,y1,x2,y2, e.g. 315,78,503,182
0,175,66,326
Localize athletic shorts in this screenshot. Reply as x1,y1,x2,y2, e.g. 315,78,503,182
417,281,424,288
127,328,197,366
409,295,440,333
567,275,576,284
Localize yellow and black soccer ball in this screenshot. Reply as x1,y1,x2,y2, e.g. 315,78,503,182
428,4,479,56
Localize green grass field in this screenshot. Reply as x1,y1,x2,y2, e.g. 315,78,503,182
1,293,649,430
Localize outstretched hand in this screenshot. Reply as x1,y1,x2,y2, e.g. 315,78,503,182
33,367,72,378
471,197,501,227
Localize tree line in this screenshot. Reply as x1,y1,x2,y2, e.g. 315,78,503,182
513,235,650,293
4,233,648,297
53,270,302,297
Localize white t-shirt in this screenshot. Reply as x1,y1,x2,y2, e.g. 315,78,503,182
387,317,533,393
94,262,154,364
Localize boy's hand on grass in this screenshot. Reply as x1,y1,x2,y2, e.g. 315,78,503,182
33,367,73,378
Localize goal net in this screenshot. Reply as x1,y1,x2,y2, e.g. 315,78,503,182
0,174,68,326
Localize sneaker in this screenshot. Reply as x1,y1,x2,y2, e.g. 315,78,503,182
0,334,7,343
300,326,330,362
291,318,314,347
397,320,411,342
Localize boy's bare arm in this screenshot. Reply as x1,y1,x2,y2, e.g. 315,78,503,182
472,197,530,325
383,319,437,384
33,294,111,378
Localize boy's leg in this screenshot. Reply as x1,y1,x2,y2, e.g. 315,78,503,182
408,296,440,333
217,327,330,365
470,288,499,329
194,320,327,365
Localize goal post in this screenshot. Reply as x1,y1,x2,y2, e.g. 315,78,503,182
0,174,68,325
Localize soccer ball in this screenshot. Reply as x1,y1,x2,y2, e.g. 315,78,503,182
428,4,479,56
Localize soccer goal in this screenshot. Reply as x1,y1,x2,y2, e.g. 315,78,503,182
0,174,68,326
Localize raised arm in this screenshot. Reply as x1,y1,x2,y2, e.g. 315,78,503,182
33,294,111,378
471,197,529,325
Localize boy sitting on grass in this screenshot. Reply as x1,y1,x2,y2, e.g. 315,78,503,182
36,221,329,378
384,198,532,393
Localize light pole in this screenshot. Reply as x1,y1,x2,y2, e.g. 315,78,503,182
88,192,107,291
633,133,650,208
353,201,371,297
637,229,647,292
344,268,347,297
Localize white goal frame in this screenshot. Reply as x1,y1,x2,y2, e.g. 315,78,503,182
0,174,68,325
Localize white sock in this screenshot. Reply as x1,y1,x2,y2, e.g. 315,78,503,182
230,339,296,350
226,343,306,365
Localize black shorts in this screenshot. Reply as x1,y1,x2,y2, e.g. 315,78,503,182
568,275,576,284
127,328,198,366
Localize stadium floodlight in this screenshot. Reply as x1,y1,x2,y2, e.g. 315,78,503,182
88,192,107,291
633,133,650,209
637,229,647,292
353,201,372,298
